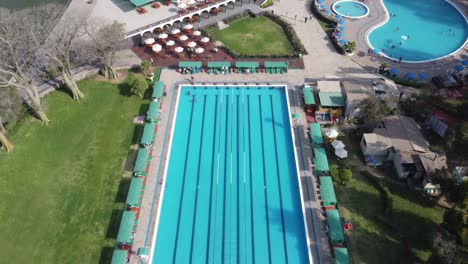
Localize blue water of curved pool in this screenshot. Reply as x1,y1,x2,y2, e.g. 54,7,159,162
334,1,368,17
368,0,468,62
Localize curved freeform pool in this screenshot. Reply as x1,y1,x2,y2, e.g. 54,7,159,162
367,0,468,63
332,0,370,19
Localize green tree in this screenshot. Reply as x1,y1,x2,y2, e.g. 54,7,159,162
330,164,340,182
378,62,389,73
140,60,152,77
130,76,147,98
339,168,352,185
345,41,356,53
358,96,390,127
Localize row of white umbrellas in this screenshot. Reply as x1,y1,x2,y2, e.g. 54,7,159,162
153,45,204,54
148,34,209,42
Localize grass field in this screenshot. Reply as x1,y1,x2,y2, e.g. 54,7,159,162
210,16,295,56
0,77,145,263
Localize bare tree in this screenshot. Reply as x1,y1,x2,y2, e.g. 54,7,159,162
85,19,126,79
0,7,58,124
0,86,20,152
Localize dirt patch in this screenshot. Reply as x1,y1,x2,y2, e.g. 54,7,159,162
92,70,129,84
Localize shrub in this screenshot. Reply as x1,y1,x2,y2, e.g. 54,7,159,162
263,12,308,56
330,164,340,182
260,0,273,8
130,76,148,98
140,60,152,76
339,169,353,185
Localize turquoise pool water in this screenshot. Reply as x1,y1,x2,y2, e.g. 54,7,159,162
368,0,468,62
152,86,309,263
332,0,369,18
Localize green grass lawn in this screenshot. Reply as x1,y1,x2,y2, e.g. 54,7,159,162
210,16,295,56
0,77,145,263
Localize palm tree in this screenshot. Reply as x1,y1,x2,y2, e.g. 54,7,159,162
346,41,356,53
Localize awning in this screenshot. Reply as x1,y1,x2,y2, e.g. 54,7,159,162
207,61,231,68
134,147,150,172
236,61,259,68
178,61,202,67
129,0,153,6
327,209,344,244
146,101,161,122
319,176,337,206
116,211,137,244
126,177,145,206
140,123,156,145
264,61,288,68
111,249,128,264
334,247,350,264
152,81,164,99
318,92,345,107
310,123,323,145
137,247,150,256
303,87,315,105
313,147,329,172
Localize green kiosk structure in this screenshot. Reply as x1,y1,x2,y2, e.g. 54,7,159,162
178,61,202,74
140,123,156,148
310,123,324,146
327,209,345,245
207,61,231,74
152,81,164,100
264,61,288,74
236,61,259,73
319,176,337,208
146,101,161,123
334,247,350,264
313,147,330,175
133,147,150,176
125,177,145,209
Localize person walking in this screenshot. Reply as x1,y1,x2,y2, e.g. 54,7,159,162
305,17,308,23
190,75,194,84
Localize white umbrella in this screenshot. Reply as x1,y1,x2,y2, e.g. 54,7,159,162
174,47,184,53
331,140,345,149
171,29,181,35
187,0,196,4
187,41,197,48
325,128,339,138
193,30,201,36
195,47,204,54
335,148,348,158
201,37,210,43
179,35,188,41
166,40,175,46
158,33,168,39
183,24,193,30
152,44,162,52
144,38,155,45
178,3,187,9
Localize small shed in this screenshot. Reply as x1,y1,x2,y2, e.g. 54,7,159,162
146,101,161,123
116,211,137,245
111,249,129,264
236,61,259,73
264,61,288,74
326,209,345,244
125,177,145,207
152,81,164,99
313,147,330,174
133,147,150,175
320,176,337,207
310,123,324,146
140,123,156,147
333,247,350,264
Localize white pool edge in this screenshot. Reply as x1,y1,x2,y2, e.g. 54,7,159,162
365,0,468,64
147,84,314,264
332,0,370,19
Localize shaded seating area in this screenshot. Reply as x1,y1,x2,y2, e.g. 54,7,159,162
178,61,202,74
146,101,161,123
125,177,145,209
111,249,129,264
326,209,345,245
116,211,138,249
334,247,350,264
310,123,324,146
207,61,231,74
264,61,288,74
236,61,259,74
313,147,330,175
152,81,164,100
319,176,337,208
140,123,156,148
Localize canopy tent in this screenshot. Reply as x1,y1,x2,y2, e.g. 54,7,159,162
125,177,145,207
129,0,153,7
140,123,156,146
320,176,337,206
331,140,345,149
313,147,330,173
303,87,315,105
319,92,345,107
335,148,348,158
146,101,161,123
137,247,150,256
152,81,164,99
325,128,339,138
111,249,128,264
133,147,150,174
236,61,258,73
310,123,324,145
116,211,137,244
178,61,202,68
326,209,345,244
334,247,350,264
264,61,288,74
207,61,231,68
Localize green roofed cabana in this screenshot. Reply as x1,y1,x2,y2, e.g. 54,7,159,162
146,101,160,123
320,176,337,207
310,123,323,146
111,249,128,264
129,0,153,7
137,247,150,256
319,92,345,107
116,211,137,244
264,61,288,74
327,209,344,244
303,87,316,105
179,61,202,68
207,61,231,74
236,61,259,73
152,81,164,99
126,177,145,207
140,123,156,146
134,147,150,174
334,247,350,264
313,147,330,173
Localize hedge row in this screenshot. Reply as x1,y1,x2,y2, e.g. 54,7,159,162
263,12,308,56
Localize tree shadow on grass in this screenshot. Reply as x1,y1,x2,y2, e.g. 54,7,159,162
114,176,131,204
98,247,115,264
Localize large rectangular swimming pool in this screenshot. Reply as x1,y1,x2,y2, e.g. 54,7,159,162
151,85,310,263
